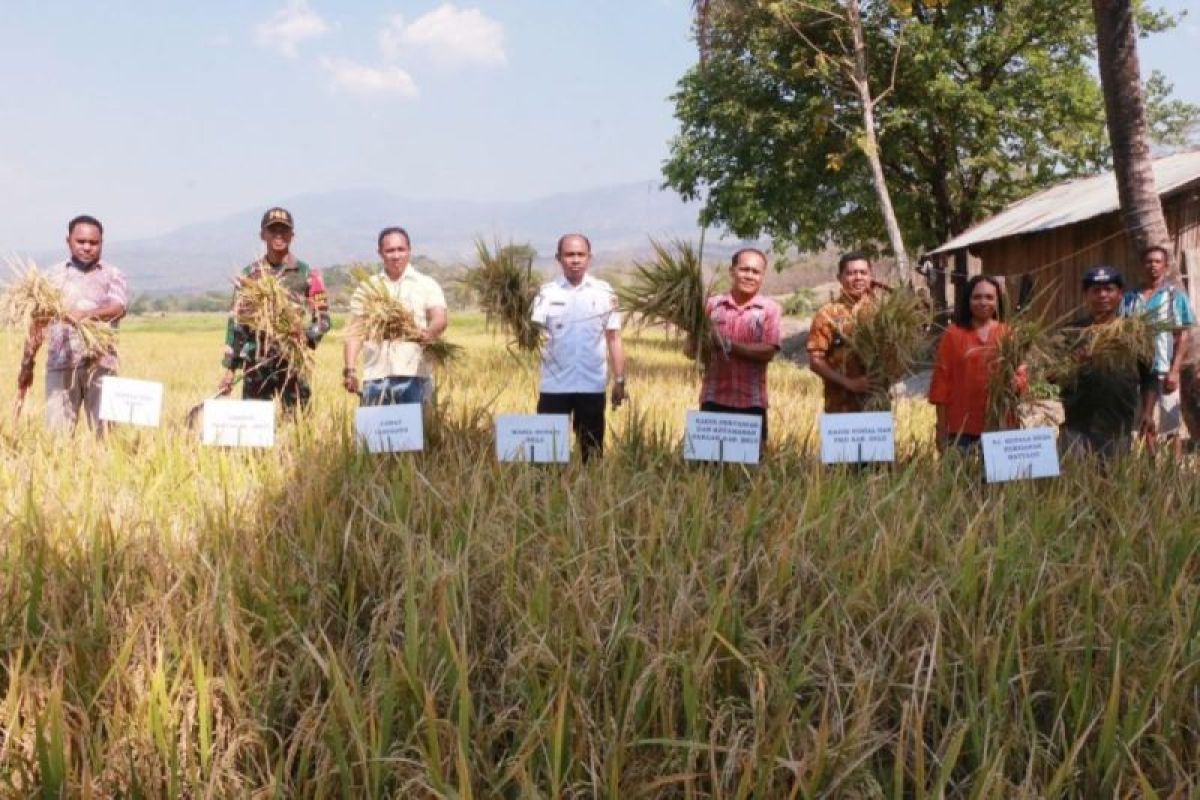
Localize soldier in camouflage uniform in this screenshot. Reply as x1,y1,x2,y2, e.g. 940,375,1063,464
216,207,331,412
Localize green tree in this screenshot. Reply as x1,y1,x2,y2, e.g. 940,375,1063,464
665,0,1197,254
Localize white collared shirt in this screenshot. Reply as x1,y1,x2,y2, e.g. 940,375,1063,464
531,274,621,393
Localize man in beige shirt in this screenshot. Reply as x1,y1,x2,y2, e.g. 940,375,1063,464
343,227,448,404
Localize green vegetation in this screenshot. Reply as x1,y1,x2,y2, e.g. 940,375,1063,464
128,254,475,316
781,287,819,317
1,314,1198,796
666,1,1198,252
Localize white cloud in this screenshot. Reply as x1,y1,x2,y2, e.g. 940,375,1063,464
378,14,408,60
255,1,331,58
378,4,506,68
319,57,419,97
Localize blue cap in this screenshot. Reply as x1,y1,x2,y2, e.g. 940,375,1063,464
1082,265,1123,289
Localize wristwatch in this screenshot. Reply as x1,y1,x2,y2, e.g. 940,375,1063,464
342,367,356,378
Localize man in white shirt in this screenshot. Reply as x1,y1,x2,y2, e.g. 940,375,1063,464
530,233,626,461
343,227,448,404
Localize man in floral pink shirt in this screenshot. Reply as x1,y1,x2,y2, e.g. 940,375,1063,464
18,215,128,431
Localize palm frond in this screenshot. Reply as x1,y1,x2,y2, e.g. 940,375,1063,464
460,240,543,352
617,238,721,363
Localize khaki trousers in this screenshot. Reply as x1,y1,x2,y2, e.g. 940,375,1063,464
45,364,111,432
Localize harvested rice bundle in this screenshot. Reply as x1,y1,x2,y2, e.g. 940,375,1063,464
616,238,719,362
461,239,543,352
345,276,462,366
0,258,117,358
846,284,933,410
984,314,1062,430
348,277,424,342
232,272,315,380
1057,312,1161,388
421,338,464,366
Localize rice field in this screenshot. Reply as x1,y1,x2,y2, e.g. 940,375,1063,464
1,312,1199,797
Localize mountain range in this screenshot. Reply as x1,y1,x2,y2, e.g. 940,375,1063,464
40,182,751,295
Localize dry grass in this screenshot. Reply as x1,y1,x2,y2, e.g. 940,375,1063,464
0,313,1198,797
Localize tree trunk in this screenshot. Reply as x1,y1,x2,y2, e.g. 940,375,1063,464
694,0,713,65
846,0,910,283
1091,0,1170,257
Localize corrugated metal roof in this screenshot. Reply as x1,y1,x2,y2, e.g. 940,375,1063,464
929,150,1200,255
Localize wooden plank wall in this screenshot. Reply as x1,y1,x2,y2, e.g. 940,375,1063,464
1168,183,1200,312
958,180,1200,321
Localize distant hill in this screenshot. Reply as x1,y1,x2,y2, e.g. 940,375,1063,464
36,182,767,294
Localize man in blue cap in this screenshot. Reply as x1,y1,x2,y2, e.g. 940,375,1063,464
1057,266,1157,459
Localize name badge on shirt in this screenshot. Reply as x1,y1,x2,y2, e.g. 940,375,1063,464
548,301,566,331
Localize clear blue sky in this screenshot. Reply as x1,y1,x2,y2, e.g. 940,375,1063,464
0,0,1195,251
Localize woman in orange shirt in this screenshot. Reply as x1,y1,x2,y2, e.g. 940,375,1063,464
929,275,1012,451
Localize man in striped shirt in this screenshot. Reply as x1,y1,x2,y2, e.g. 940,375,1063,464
17,215,128,432
698,248,782,442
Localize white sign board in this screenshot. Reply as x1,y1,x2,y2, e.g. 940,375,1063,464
355,403,424,453
820,412,896,464
495,414,570,463
982,427,1060,483
683,411,762,464
98,376,163,427
201,399,275,448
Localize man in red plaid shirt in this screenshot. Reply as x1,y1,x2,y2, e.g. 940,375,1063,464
698,248,782,442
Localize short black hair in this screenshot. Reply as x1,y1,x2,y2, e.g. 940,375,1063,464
1140,244,1170,263
556,233,592,256
377,226,411,249
68,215,103,236
952,275,1008,327
730,247,767,268
837,251,871,275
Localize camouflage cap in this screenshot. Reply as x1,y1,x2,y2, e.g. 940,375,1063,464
260,207,294,231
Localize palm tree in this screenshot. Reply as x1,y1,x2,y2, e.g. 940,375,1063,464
1091,0,1170,255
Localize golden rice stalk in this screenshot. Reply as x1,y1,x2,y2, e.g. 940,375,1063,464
461,240,543,352
345,276,462,366
1,258,118,359
347,278,424,342
984,315,1063,430
616,238,720,363
232,272,314,380
847,284,933,411
421,338,464,366
1056,312,1162,388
